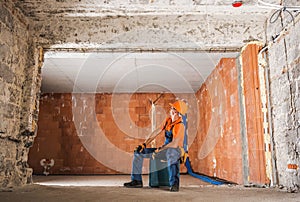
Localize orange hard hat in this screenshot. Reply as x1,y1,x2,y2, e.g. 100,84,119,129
169,100,188,115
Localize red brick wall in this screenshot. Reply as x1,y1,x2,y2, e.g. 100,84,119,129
29,93,199,174
188,48,267,185
241,43,268,184
190,58,244,184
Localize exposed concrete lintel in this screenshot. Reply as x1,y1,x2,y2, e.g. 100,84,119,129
42,45,242,53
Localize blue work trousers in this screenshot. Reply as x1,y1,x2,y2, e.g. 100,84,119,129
131,147,181,187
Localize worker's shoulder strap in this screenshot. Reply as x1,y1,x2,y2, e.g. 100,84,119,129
170,121,183,131
163,118,184,131
162,117,172,130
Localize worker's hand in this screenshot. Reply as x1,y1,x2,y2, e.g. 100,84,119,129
156,145,165,152
151,147,161,159
154,147,161,153
134,143,146,153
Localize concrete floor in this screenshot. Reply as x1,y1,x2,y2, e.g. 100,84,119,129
32,174,210,187
0,175,299,202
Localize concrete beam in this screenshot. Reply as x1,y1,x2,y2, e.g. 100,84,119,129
32,12,267,51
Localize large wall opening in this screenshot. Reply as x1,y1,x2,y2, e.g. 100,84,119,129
28,45,270,186
1,0,299,196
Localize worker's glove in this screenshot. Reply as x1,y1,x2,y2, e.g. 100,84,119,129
154,147,160,153
155,145,165,152
134,143,146,153
179,147,188,164
151,146,162,159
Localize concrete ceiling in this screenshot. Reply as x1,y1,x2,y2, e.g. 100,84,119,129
13,0,278,93
42,51,238,93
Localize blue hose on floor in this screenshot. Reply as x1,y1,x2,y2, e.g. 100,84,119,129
182,114,225,185
185,157,225,185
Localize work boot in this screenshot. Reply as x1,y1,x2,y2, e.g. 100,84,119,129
170,184,179,192
123,180,143,188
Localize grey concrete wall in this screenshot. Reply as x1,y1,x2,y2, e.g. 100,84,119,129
13,0,267,51
32,14,266,52
0,1,41,188
267,2,300,192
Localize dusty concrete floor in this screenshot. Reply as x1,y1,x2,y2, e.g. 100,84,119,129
0,175,299,202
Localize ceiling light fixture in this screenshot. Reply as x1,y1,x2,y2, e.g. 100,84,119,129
232,1,243,7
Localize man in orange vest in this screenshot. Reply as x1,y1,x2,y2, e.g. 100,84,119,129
124,100,187,192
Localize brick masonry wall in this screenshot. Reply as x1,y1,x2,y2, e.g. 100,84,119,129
192,58,244,184
29,93,199,175
267,5,300,191
0,2,41,187
240,43,268,185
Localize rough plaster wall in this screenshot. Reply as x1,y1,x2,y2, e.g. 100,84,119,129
0,2,41,188
12,0,268,51
267,1,300,191
31,14,266,51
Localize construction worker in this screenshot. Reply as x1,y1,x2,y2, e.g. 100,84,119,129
124,100,187,192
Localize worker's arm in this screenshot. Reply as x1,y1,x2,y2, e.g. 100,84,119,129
144,128,163,146
134,127,162,153
144,118,170,146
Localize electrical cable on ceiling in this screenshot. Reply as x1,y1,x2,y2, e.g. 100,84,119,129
257,0,300,11
270,7,295,25
256,0,300,25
